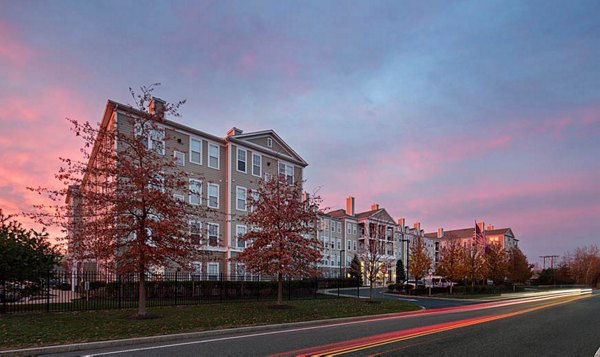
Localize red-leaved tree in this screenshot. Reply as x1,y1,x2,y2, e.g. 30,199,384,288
235,178,322,306
28,84,211,317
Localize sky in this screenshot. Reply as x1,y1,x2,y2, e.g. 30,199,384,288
1,0,599,265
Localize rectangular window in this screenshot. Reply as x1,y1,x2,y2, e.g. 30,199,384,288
353,241,357,251
250,190,259,212
337,222,341,233
237,147,247,173
189,220,201,245
353,224,357,235
252,153,261,177
267,137,273,147
208,143,219,169
207,223,219,247
236,186,247,211
189,179,202,205
278,162,294,185
331,221,335,232
174,151,185,166
191,262,202,277
173,194,184,201
236,263,246,281
337,239,341,250
208,183,219,208
190,138,202,164
236,225,247,249
347,240,351,250
347,223,351,234
149,128,165,155
208,262,219,281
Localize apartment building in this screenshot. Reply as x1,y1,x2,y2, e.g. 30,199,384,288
424,221,519,271
317,197,414,283
69,97,307,277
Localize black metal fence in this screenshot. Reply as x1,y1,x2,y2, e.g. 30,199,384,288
0,271,360,314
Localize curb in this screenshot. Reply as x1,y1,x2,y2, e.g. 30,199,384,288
0,309,420,357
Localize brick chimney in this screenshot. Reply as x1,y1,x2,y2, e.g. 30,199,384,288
486,225,494,231
397,217,405,228
227,127,244,137
148,97,166,119
414,222,421,231
345,196,355,216
370,203,379,211
437,228,444,238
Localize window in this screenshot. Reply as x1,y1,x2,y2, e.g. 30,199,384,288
208,183,219,208
347,240,351,250
149,173,164,192
237,148,247,173
191,262,202,277
189,179,202,205
134,122,164,154
236,225,247,249
337,222,341,233
264,173,273,182
236,186,247,211
174,151,185,166
252,153,261,177
353,224,357,235
347,224,351,234
208,262,219,281
331,221,335,232
189,220,201,245
190,138,202,164
250,190,259,212
173,193,184,201
267,137,273,148
236,263,246,281
353,241,357,251
208,143,219,169
278,162,294,185
208,223,219,247
337,239,341,250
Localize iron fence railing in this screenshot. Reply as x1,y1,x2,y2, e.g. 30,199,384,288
0,271,360,314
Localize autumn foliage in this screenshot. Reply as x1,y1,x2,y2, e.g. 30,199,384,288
408,237,432,281
236,178,322,305
28,85,209,317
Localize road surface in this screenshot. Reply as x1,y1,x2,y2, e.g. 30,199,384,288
45,289,598,357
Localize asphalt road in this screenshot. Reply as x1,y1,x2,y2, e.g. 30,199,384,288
47,290,598,357
352,287,483,309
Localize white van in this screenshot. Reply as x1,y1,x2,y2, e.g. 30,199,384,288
424,276,456,288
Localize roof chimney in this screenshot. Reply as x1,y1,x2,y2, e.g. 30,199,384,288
346,196,355,216
227,127,243,137
437,228,444,238
397,218,405,228
486,225,494,231
370,203,379,211
476,220,485,232
413,222,421,231
148,97,166,119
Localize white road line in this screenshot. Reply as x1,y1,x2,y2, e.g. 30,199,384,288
81,291,587,356
594,345,600,357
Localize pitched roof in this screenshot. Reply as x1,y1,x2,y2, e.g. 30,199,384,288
424,227,514,240
327,209,349,218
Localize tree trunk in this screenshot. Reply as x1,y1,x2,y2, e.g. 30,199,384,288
138,271,146,317
277,272,283,306
369,279,374,300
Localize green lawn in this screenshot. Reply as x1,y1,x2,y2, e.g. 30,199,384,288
0,298,419,349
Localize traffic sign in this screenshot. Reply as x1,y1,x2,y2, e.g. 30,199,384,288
381,265,387,273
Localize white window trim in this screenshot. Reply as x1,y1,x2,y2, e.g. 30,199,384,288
207,222,219,246
236,224,247,249
207,262,219,279
173,193,184,201
236,185,247,212
237,147,247,173
208,183,219,209
278,161,294,185
189,137,202,165
267,137,273,148
208,142,220,170
174,150,185,166
252,152,262,177
189,179,202,205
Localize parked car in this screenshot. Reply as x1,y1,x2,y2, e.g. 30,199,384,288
402,280,426,289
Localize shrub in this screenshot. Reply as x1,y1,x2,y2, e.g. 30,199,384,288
387,283,396,291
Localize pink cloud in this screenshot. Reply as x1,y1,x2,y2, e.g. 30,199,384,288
0,22,33,68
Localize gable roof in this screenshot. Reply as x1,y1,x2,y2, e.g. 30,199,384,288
228,130,308,167
355,208,395,223
424,227,514,240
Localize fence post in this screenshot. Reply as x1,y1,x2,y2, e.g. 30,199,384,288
46,269,51,312
118,275,122,309
174,270,178,306
1,280,6,313
220,273,223,303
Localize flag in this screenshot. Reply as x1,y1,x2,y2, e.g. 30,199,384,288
474,221,485,247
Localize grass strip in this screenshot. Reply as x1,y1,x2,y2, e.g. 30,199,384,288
0,298,419,349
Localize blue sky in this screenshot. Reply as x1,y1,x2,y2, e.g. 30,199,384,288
1,0,599,264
